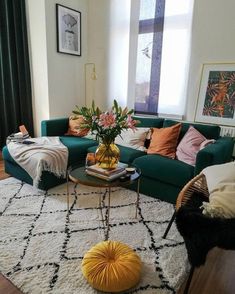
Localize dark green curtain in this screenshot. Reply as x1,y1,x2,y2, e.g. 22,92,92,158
0,0,34,149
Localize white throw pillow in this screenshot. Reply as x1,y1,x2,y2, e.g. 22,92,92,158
114,128,150,151
201,184,235,218
202,162,235,193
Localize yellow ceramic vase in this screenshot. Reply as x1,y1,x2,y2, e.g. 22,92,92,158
95,142,120,169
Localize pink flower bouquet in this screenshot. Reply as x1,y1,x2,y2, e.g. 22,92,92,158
72,100,139,145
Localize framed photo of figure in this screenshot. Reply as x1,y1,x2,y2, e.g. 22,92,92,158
195,63,235,126
56,4,81,56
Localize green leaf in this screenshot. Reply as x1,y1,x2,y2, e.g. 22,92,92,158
113,99,119,113
92,100,95,112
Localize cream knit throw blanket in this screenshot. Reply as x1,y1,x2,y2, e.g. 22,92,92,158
7,137,68,188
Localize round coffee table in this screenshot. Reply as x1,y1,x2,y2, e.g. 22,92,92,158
67,165,141,240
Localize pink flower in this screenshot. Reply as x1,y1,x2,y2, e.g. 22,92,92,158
98,112,117,129
126,114,137,130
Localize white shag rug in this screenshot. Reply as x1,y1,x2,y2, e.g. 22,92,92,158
0,177,189,294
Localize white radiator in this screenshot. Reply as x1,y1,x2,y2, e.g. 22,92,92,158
220,126,235,137
220,126,235,157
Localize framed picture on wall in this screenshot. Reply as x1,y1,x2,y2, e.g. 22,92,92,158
56,4,81,56
195,63,235,126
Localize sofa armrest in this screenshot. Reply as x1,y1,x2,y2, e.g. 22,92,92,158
41,118,69,136
194,137,234,175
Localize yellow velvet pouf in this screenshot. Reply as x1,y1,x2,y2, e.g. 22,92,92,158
82,240,142,293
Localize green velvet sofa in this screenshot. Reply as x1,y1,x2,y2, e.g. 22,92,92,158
2,116,234,204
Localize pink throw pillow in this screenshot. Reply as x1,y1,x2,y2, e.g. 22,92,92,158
176,126,206,166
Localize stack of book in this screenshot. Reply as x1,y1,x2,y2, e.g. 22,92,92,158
86,164,127,181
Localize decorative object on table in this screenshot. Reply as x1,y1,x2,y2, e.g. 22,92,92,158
195,63,235,126
95,142,120,169
125,167,136,173
85,153,96,167
56,4,81,56
82,240,142,293
0,177,188,294
72,100,139,169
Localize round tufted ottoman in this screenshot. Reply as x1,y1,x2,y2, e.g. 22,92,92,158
82,240,142,293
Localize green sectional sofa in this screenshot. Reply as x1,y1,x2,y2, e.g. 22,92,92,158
2,116,234,204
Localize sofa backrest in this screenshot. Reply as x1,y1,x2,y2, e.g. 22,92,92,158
133,116,164,128
163,119,221,140
41,118,69,136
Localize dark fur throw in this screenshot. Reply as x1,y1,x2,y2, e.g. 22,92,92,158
176,191,235,267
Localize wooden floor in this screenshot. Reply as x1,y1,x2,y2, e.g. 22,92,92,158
0,153,235,294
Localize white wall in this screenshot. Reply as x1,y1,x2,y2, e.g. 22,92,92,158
45,0,88,119
88,0,235,118
26,0,49,136
185,0,235,121
27,0,88,135
87,0,110,110
27,0,235,134
88,0,131,110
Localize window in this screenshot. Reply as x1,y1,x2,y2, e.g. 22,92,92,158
134,0,194,117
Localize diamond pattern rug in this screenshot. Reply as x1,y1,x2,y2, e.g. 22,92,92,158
0,177,189,294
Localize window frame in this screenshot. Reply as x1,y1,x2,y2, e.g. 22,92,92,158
134,0,166,115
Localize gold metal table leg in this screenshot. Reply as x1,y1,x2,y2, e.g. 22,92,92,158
105,187,111,241
66,171,70,220
135,178,140,219
98,189,105,229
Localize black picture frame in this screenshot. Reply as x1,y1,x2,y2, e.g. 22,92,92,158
56,4,81,56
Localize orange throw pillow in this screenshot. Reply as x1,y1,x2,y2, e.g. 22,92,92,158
147,123,182,158
65,115,89,137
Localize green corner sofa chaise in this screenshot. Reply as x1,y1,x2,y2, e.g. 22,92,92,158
2,116,234,204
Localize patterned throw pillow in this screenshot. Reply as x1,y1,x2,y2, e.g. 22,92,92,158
147,123,182,158
115,128,150,151
65,116,89,137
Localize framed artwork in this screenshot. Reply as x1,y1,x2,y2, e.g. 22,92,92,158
56,4,81,56
195,63,235,126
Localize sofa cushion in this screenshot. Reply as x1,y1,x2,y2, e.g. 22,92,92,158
88,144,146,164
59,136,97,166
163,119,220,140
147,123,182,158
65,115,89,137
176,126,207,166
133,155,194,187
202,161,235,193
114,128,150,151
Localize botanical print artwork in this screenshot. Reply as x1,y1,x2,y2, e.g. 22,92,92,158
203,71,235,118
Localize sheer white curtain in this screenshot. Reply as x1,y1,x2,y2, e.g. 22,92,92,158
128,0,194,117
158,0,194,117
